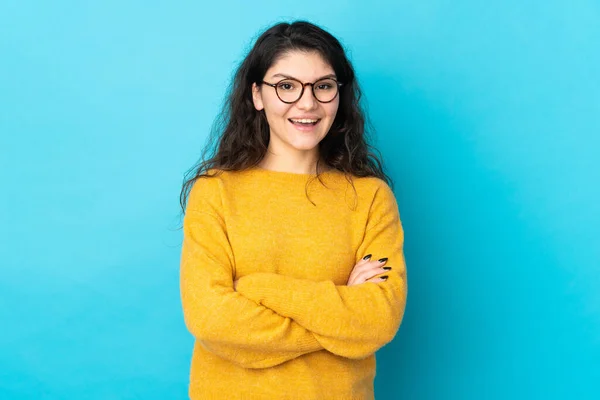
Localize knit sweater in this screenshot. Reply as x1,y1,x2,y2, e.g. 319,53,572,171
180,166,408,400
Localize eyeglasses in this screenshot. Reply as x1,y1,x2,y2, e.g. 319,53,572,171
261,77,342,104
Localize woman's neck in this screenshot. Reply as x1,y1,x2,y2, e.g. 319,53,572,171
258,155,330,175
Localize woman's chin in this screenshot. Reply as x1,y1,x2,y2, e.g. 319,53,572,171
287,136,324,151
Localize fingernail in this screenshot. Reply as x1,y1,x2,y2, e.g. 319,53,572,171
363,254,372,260
382,266,392,271
378,257,388,263
380,275,389,280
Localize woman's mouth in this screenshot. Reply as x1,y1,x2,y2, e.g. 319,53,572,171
288,118,321,131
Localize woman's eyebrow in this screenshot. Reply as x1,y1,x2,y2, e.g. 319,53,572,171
271,73,337,80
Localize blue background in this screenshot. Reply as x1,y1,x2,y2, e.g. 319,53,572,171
1,1,599,399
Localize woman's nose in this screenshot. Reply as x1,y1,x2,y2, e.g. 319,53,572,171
295,84,318,109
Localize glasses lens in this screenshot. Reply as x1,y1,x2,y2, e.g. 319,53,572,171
275,80,303,103
313,79,339,102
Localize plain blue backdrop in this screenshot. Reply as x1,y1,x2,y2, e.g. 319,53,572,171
1,1,599,399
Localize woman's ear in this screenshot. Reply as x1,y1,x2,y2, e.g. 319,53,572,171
252,83,264,111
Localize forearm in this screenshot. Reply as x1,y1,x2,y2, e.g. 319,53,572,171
181,208,324,369
181,264,324,368
235,267,407,359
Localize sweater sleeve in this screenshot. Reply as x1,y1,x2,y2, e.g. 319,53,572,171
234,182,408,360
179,179,323,369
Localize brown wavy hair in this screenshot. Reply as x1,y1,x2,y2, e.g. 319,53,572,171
180,20,392,212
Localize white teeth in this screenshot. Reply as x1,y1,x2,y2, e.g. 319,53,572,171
290,118,318,123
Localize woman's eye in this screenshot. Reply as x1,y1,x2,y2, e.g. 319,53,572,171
278,82,295,90
317,84,332,90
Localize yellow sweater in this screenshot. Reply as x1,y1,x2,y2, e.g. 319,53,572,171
180,166,407,400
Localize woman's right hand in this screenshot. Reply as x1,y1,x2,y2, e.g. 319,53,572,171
346,254,391,286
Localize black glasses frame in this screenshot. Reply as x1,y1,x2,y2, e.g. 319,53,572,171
261,77,343,104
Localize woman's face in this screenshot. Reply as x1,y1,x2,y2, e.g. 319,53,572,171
252,51,340,156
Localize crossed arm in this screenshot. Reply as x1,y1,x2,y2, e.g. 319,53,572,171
180,208,324,369
180,182,407,368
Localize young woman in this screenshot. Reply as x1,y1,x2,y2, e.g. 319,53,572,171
179,20,408,400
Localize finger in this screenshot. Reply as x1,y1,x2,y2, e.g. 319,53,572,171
349,259,383,282
357,253,373,265
354,264,391,283
355,257,387,274
365,274,389,284
357,257,388,278
348,254,374,281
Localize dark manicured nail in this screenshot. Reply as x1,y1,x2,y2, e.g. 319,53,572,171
383,267,392,271
363,254,372,260
380,275,389,280
378,257,388,263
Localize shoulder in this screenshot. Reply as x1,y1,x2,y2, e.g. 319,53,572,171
346,175,400,222
186,169,228,213
187,168,253,212
350,175,396,202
